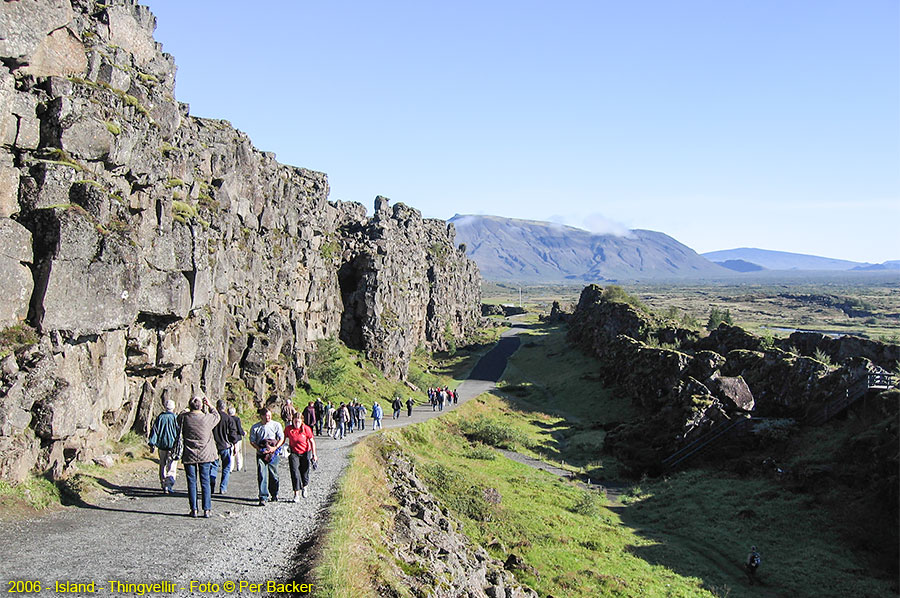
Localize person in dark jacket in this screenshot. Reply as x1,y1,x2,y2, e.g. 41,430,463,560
313,398,325,436
210,399,239,494
302,402,317,431
177,396,220,518
148,399,179,493
405,397,414,417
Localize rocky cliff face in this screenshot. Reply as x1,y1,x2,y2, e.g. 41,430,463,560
0,0,480,481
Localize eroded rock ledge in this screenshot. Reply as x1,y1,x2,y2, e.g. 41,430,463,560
383,452,538,598
0,0,480,480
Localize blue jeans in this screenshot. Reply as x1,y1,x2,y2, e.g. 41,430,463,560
209,448,232,492
256,452,280,501
184,462,212,512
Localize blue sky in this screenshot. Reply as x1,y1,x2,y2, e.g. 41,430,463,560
145,1,898,263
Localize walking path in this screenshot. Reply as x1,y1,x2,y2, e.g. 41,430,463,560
497,449,627,504
0,326,525,596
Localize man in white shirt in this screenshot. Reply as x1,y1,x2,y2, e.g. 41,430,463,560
249,407,284,506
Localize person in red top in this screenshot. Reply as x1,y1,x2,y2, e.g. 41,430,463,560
285,412,318,501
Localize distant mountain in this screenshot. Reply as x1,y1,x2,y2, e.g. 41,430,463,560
715,259,766,273
701,248,870,271
449,214,729,282
852,260,900,271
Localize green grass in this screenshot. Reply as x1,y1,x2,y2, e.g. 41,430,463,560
623,471,897,597
331,408,720,598
0,477,61,512
316,397,896,598
313,319,895,598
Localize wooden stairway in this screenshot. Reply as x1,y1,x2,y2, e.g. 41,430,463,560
662,415,754,470
806,372,896,426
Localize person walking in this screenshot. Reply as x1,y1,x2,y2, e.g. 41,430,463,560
746,545,762,584
357,402,367,430
392,397,402,419
339,402,352,439
148,399,179,494
314,398,325,436
285,412,317,502
228,406,245,472
372,401,383,430
280,398,297,426
249,407,285,506
325,402,336,438
210,399,238,494
406,397,414,417
302,401,317,431
177,396,220,518
348,400,358,433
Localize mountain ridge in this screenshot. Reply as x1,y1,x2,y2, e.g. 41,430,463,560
701,248,898,271
450,214,730,282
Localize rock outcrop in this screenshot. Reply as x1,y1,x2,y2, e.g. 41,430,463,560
567,284,897,474
384,451,538,598
0,0,480,480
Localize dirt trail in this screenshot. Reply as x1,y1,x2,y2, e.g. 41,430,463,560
497,449,627,503
0,326,525,596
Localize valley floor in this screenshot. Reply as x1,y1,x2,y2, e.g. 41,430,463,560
312,321,898,598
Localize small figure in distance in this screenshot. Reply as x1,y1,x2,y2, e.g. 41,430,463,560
406,397,414,417
746,545,761,584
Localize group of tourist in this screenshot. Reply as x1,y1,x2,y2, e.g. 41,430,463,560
148,387,460,517
427,387,458,411
148,397,317,517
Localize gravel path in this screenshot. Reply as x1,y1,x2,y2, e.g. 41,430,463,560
0,326,524,596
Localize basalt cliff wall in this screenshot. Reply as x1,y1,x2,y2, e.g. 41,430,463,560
0,0,480,481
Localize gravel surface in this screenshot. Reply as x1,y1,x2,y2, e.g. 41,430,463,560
0,326,524,596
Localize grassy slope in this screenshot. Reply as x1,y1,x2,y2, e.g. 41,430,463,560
313,322,896,598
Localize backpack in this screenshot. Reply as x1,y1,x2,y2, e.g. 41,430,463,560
749,552,761,569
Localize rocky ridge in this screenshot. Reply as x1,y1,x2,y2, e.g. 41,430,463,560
566,284,898,473
383,451,538,598
0,0,480,481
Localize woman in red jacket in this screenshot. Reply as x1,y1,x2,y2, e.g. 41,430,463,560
285,412,318,501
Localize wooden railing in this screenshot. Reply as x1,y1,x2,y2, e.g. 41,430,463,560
662,372,896,469
806,372,896,427
662,415,753,470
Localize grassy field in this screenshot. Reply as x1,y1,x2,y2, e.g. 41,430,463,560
315,398,896,598
312,319,897,598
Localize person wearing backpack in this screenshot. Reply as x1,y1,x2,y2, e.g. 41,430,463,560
746,545,761,583
148,399,179,494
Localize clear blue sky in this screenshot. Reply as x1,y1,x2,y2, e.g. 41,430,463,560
145,0,898,263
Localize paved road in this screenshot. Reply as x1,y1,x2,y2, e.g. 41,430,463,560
0,326,524,596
